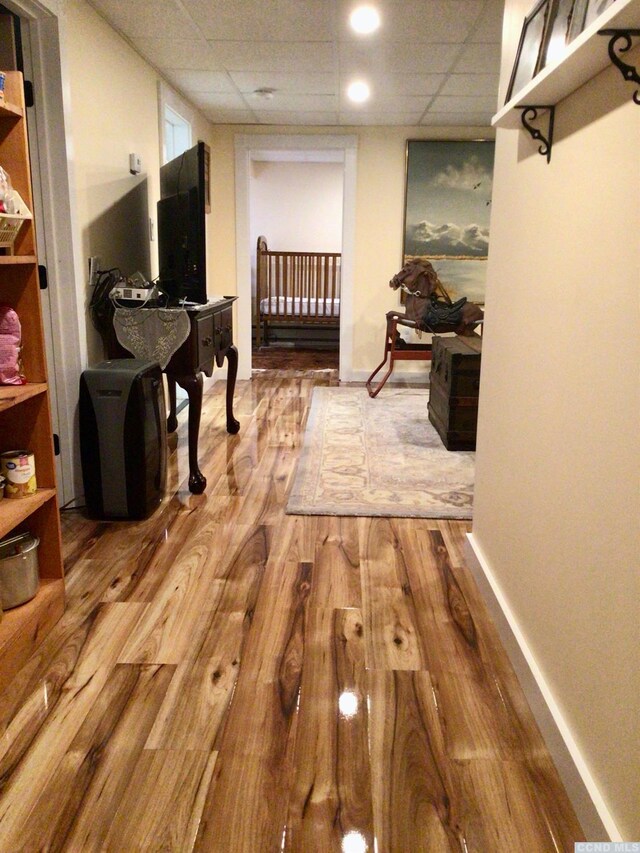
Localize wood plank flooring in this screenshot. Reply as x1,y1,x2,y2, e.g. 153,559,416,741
252,345,339,371
0,367,584,851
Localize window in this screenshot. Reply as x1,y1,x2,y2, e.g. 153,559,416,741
163,104,191,164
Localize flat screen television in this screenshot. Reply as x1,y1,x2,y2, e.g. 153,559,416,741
157,141,210,305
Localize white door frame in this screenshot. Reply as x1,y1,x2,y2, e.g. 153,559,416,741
234,134,357,382
4,0,86,504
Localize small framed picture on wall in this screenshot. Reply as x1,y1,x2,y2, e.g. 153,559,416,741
506,0,554,103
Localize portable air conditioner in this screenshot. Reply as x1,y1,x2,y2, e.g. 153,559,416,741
79,359,167,520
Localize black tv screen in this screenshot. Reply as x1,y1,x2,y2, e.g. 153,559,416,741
157,141,210,305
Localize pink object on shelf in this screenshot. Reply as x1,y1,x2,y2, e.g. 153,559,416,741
0,304,26,385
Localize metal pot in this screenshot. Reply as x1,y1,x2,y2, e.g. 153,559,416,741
0,532,40,609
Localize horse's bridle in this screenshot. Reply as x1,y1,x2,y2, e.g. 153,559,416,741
391,269,452,304
397,281,424,297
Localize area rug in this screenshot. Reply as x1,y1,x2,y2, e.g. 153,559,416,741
286,387,474,519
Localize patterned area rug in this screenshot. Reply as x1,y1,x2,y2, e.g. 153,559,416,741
287,386,474,519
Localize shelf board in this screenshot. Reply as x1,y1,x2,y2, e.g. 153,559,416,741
0,99,23,120
0,383,47,413
493,0,640,128
0,255,37,265
0,488,57,540
0,578,65,684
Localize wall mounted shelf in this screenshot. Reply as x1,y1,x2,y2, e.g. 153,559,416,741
493,0,640,129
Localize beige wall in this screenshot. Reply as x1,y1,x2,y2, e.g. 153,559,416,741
472,7,640,839
250,161,344,254
63,0,159,364
62,0,217,363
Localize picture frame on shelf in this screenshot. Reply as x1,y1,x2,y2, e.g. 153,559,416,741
402,139,495,305
567,0,589,38
578,0,617,34
540,0,577,68
506,0,555,103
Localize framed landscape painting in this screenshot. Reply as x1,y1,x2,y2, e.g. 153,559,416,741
403,139,495,304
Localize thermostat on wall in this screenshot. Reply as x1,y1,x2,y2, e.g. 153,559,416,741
129,153,142,175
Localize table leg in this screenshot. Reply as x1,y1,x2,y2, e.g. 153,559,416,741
176,372,206,494
166,376,178,433
225,345,240,434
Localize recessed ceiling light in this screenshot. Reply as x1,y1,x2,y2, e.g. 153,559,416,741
347,80,370,103
349,5,381,34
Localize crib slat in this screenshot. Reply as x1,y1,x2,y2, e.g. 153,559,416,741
258,244,342,334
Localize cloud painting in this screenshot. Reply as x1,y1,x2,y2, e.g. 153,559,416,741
403,140,495,301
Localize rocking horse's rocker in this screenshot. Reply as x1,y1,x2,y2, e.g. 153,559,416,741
365,260,483,398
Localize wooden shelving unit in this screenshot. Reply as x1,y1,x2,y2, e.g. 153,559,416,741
0,71,65,685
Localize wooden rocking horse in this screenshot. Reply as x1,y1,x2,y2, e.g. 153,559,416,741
365,260,483,397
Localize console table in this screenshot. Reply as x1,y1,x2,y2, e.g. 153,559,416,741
111,297,239,494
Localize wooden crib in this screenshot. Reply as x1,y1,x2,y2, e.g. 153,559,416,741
255,236,341,347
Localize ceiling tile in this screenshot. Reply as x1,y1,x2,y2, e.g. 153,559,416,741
229,72,337,95
439,73,500,96
338,112,424,126
429,95,498,112
202,108,258,123
89,0,199,39
339,42,456,75
187,91,249,111
206,40,336,73
346,73,446,97
452,42,502,74
338,0,484,43
470,0,505,42
255,111,340,125
419,111,493,126
339,93,432,113
182,0,336,41
130,38,222,71
245,94,339,112
170,70,237,93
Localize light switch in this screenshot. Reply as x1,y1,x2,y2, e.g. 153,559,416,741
129,153,142,175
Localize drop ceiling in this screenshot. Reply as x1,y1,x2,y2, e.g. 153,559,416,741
86,0,504,126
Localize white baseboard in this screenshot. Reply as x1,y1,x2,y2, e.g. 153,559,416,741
464,533,620,842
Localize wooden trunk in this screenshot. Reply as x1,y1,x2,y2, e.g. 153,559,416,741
428,335,482,450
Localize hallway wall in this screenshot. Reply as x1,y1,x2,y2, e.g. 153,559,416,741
250,160,344,254
471,0,640,838
61,0,217,364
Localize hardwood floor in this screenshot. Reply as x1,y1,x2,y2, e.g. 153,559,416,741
0,368,584,851
252,345,339,371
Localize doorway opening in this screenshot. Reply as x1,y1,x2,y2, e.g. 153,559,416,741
250,156,343,372
234,135,357,382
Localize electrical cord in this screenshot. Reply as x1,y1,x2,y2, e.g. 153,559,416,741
89,267,121,332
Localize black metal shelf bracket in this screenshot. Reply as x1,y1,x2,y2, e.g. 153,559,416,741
598,29,640,105
518,105,555,163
